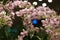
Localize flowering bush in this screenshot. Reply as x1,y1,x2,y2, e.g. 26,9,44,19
0,0,60,40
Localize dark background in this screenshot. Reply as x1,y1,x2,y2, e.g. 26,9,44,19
28,0,60,15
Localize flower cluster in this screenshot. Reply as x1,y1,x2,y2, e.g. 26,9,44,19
22,6,57,31
15,5,60,40
18,29,28,40
5,0,31,11
41,16,60,28
0,0,60,40
15,6,58,40
50,29,60,40
16,6,56,18
0,4,12,28
5,0,32,19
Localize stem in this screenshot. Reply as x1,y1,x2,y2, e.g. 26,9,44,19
36,36,42,40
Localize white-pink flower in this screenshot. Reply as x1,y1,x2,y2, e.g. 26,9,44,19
0,4,4,12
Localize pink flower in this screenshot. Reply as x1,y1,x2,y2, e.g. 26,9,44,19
4,16,12,27
8,3,14,10
13,1,18,6
21,9,27,14
10,11,15,19
20,32,25,36
18,35,23,40
36,6,45,11
49,19,55,25
10,11,15,16
13,0,19,1
46,29,53,34
44,7,51,11
38,11,44,16
16,11,23,17
41,20,48,26
55,21,60,25
23,31,28,36
0,4,4,12
13,1,21,6
22,1,28,6
20,30,28,38
7,21,13,27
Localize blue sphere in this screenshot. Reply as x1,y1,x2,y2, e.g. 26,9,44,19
32,19,38,25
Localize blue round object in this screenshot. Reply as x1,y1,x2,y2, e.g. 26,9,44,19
32,19,38,25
